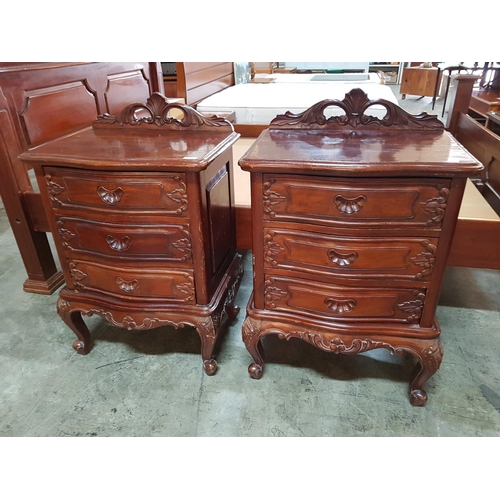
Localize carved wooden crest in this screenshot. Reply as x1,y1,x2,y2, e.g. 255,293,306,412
93,92,234,132
269,88,444,130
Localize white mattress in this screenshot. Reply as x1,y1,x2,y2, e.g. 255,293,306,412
196,82,398,124
257,72,383,84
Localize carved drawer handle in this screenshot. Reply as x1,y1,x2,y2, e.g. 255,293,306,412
327,249,359,267
116,277,139,292
334,194,367,215
324,298,357,313
97,186,124,205
106,235,131,252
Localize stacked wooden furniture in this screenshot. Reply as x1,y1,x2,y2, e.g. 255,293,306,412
238,89,483,406
20,94,243,375
445,75,500,269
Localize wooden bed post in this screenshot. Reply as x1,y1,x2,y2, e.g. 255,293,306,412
0,86,64,294
446,74,480,135
148,62,165,94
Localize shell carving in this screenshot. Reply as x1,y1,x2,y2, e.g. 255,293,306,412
116,277,139,293
327,249,359,267
106,235,131,252
334,194,367,214
324,298,357,313
97,186,124,205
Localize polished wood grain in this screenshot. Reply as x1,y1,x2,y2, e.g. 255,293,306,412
400,67,441,99
20,94,243,375
239,89,482,406
176,62,234,107
0,62,164,294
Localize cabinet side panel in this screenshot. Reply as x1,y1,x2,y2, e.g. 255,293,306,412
206,163,233,273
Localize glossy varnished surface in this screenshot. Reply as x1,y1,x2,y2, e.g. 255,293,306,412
0,62,164,294
21,127,240,171
239,129,482,176
239,92,483,405
20,96,244,375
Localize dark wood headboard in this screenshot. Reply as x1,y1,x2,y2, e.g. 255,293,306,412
0,62,163,294
176,62,234,107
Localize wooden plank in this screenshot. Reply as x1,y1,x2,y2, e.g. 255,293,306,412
448,218,500,269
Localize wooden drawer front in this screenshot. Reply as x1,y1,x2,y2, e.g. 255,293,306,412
264,229,438,282
67,260,196,303
43,168,188,216
262,175,450,229
57,218,192,263
264,276,426,324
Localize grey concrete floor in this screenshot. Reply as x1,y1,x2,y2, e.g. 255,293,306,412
1,86,500,438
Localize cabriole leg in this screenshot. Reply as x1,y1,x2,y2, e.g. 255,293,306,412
196,316,218,375
407,339,443,406
242,317,265,379
57,297,91,355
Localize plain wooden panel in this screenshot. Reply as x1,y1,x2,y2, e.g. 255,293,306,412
187,75,234,106
105,70,151,114
448,218,500,269
19,81,98,146
177,62,234,106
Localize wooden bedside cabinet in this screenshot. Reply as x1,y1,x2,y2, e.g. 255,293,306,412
20,94,244,375
400,66,441,99
238,89,482,405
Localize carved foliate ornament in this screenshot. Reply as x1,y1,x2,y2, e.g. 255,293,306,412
93,92,234,132
269,88,445,130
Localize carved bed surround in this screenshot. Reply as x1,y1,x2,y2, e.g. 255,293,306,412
239,89,482,405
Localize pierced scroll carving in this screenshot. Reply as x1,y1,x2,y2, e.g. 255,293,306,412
277,330,403,356
116,277,139,293
421,185,449,227
83,308,187,331
106,235,131,252
324,298,357,313
334,194,367,215
327,248,359,267
269,88,445,130
93,92,233,131
97,186,124,205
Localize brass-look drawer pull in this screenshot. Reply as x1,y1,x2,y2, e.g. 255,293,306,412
334,194,367,214
97,186,124,205
327,249,359,267
106,235,131,252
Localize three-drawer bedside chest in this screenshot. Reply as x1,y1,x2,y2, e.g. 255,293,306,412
20,93,244,375
238,89,483,405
